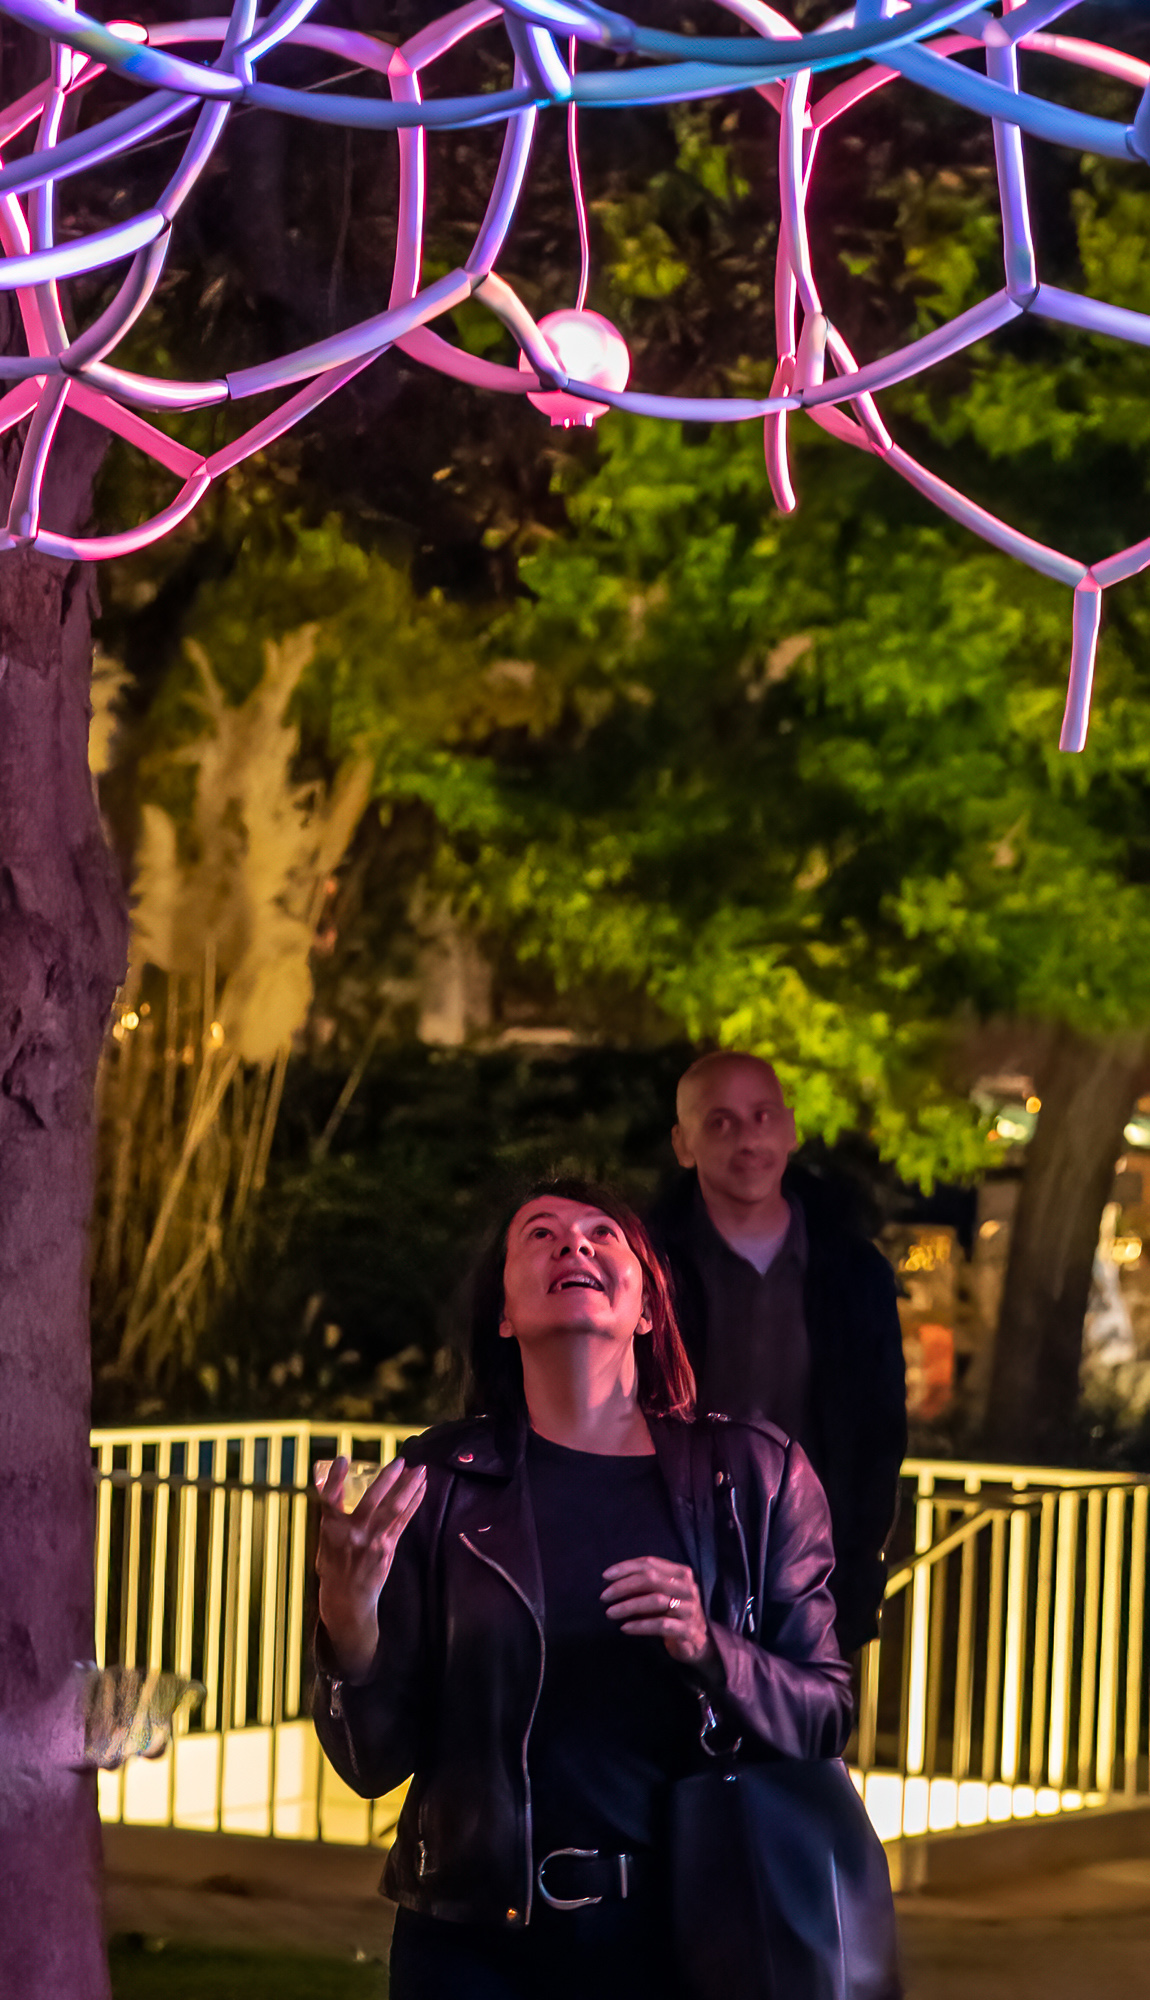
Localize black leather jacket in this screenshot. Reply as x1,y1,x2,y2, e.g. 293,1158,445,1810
313,1410,853,1930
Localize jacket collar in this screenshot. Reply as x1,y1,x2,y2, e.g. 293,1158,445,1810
421,1409,701,1536
414,1409,526,1480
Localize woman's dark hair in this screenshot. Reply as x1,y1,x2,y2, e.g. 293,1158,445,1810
466,1177,695,1423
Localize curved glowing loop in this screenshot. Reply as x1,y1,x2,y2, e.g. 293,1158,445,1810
0,0,1141,745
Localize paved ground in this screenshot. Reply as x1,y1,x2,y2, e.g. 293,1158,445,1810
104,1826,1150,1996
899,1861,1150,1999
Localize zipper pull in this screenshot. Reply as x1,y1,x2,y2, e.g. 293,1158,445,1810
329,1678,344,1719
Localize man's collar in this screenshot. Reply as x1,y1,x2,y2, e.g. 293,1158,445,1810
691,1179,807,1273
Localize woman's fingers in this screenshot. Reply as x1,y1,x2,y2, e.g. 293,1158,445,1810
370,1465,428,1552
603,1590,686,1622
600,1558,697,1607
600,1554,711,1665
316,1456,349,1510
352,1455,410,1522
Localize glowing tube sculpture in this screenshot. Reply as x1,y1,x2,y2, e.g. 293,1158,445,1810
0,0,1146,747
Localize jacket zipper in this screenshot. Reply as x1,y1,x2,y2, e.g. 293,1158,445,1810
727,1484,756,1637
326,1677,363,1785
460,1533,546,1925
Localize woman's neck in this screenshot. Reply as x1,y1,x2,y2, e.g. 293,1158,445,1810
520,1340,654,1456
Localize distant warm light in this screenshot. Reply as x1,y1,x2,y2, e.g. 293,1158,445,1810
979,1219,1002,1240
521,310,631,429
996,1116,1030,1142
1025,1095,1041,1114
122,1010,139,1031
1111,1236,1143,1266
207,1020,225,1047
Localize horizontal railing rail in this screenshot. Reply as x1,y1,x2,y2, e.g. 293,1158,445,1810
89,1424,1150,1849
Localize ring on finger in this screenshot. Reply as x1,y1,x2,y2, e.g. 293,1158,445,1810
667,1595,681,1613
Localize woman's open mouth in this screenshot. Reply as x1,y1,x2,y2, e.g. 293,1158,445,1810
550,1273,606,1293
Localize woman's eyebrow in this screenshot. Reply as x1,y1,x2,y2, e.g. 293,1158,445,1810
518,1209,560,1230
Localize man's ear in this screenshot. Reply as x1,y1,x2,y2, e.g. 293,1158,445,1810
498,1311,515,1342
671,1122,695,1169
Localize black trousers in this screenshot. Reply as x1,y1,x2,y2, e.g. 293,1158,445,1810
389,1895,686,2000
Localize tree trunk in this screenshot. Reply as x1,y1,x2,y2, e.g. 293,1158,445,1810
984,1025,1149,1464
0,411,125,1998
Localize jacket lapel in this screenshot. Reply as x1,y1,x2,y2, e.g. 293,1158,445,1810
449,1414,545,1630
651,1417,717,1615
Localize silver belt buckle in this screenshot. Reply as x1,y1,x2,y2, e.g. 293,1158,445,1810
536,1846,630,1910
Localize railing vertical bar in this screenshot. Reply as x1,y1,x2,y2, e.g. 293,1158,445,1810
952,1513,979,1782
284,1426,310,1721
1077,1489,1104,1793
121,1437,145,1669
1000,1507,1030,1784
1125,1484,1147,1798
924,1512,950,1777
259,1436,282,1727
1096,1488,1127,1797
147,1436,172,1667
233,1436,257,1730
905,1472,935,1777
982,1513,1007,1784
1048,1491,1079,1790
93,1442,115,1671
856,1637,880,1772
273,1474,290,1726
1028,1493,1057,1786
203,1437,227,1736
173,1442,199,1733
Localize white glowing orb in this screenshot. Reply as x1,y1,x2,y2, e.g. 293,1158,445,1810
520,309,631,428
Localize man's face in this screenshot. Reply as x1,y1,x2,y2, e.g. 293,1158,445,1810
672,1061,796,1210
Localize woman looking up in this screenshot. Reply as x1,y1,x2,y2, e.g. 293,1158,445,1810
313,1179,853,2000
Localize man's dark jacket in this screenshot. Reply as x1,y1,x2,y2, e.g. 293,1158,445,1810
314,1409,852,1929
647,1165,907,1654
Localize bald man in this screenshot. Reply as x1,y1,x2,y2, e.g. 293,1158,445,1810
647,1052,906,1654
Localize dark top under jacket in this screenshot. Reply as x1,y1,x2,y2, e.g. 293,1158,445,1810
313,1410,852,1932
525,1430,699,1859
648,1165,908,1654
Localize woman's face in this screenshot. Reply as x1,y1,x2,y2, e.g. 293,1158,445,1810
499,1196,651,1349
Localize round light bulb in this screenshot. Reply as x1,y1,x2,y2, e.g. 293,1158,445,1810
520,309,631,428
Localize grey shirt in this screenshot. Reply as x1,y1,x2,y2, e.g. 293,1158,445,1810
689,1187,812,1447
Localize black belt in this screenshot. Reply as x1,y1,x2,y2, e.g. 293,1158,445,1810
536,1846,642,1911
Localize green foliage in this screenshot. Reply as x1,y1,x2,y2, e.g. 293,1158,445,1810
108,1937,385,2000
320,166,1150,1184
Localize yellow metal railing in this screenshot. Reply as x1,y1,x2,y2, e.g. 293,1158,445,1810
91,1420,417,1843
90,1427,1150,1849
852,1460,1150,1843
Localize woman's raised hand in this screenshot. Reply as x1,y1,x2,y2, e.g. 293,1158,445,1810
315,1456,427,1682
600,1557,719,1674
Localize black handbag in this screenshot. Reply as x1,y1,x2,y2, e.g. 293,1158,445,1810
669,1754,901,2000
669,1431,901,2000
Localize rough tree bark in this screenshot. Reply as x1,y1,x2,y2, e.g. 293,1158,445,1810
0,409,125,1999
984,1025,1150,1464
